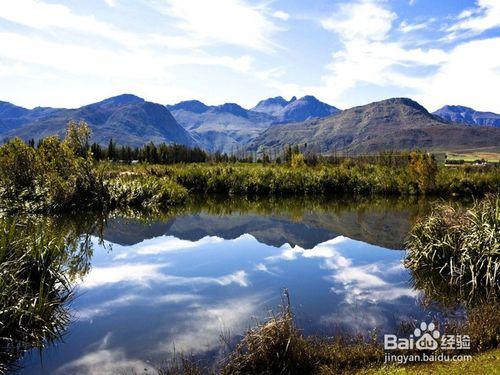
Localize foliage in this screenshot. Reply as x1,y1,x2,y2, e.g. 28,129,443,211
291,153,306,168
0,123,188,213
0,217,94,372
405,194,499,291
0,123,103,212
408,151,438,193
1,126,499,214
107,174,187,209
91,140,207,164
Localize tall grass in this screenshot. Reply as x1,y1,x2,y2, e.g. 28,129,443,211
0,218,93,372
107,174,187,209
405,194,499,291
124,162,499,198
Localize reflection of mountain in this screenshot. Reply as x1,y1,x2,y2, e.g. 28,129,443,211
101,217,175,246
103,200,415,249
301,209,411,250
165,214,336,248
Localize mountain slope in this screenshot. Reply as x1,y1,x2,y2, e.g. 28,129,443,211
251,96,296,115
251,95,340,122
248,98,500,154
433,105,500,127
273,95,340,123
0,101,59,131
168,95,339,152
167,101,275,152
4,94,196,147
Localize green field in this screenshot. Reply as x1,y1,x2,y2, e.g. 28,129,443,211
445,149,500,163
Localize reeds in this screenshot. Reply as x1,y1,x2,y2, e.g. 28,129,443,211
0,218,92,372
220,291,383,375
405,194,499,291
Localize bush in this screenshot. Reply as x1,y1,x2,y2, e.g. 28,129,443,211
0,218,93,372
221,292,383,375
405,194,499,290
0,124,101,212
107,175,187,208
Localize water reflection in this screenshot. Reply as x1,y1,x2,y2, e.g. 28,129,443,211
104,195,428,249
0,214,99,373
12,196,446,374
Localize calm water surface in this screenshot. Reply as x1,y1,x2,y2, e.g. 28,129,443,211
18,196,447,374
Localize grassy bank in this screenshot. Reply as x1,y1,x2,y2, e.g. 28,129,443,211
157,293,499,375
0,124,499,214
158,162,499,197
358,348,500,375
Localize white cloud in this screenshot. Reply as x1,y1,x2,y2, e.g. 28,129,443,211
163,0,281,51
415,37,500,112
156,295,261,354
272,10,290,21
133,235,223,255
81,263,169,288
399,19,434,33
315,0,500,112
0,0,268,107
104,0,116,7
321,0,397,42
447,0,500,36
81,262,250,289
77,294,142,320
55,334,154,374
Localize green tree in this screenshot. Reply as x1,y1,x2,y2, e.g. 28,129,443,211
408,151,438,193
291,153,306,168
65,120,91,158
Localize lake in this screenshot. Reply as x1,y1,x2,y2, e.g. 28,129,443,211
15,196,455,374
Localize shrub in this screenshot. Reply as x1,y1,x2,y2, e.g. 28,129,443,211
405,194,499,290
107,175,187,208
291,153,306,169
0,218,93,372
408,151,438,194
0,138,37,201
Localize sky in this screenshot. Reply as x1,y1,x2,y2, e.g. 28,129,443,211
0,0,499,112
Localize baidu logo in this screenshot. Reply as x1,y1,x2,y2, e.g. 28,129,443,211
414,322,440,350
384,321,469,351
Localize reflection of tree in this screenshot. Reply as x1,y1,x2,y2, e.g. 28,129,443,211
0,213,101,372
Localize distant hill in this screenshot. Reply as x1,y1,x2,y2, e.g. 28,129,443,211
251,95,340,122
4,95,500,153
248,98,500,154
168,95,339,152
0,101,59,131
2,94,197,147
273,96,340,123
433,105,500,127
251,96,296,115
167,101,275,153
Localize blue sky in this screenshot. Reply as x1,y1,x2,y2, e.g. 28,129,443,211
0,0,499,112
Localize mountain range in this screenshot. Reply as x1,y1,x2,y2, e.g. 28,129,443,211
1,94,500,154
167,95,339,152
1,94,196,147
248,98,500,153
